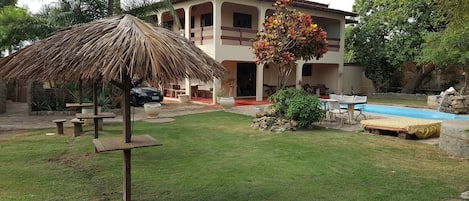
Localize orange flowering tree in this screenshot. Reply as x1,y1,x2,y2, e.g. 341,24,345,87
252,0,328,89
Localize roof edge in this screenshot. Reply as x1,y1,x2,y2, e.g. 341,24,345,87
170,0,357,17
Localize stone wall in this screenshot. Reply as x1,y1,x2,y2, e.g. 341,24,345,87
439,120,469,159
367,92,428,101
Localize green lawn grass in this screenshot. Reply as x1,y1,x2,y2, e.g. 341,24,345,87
1,111,468,201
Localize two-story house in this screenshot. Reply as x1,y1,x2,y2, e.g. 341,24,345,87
155,0,357,104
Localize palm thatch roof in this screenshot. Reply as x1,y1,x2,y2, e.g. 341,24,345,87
0,14,225,85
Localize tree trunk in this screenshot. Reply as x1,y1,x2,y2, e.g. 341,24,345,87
107,0,113,15
277,63,294,89
107,0,120,16
461,69,468,95
401,63,435,94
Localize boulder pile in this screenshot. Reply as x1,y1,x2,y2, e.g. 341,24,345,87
251,111,298,132
438,88,468,114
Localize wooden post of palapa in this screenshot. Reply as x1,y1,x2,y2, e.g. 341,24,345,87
122,71,132,201
93,82,99,139
79,80,83,104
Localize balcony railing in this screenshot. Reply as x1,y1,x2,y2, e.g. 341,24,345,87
220,26,257,46
328,37,340,52
190,26,214,45
189,26,340,51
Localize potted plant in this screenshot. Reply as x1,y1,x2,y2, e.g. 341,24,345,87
216,90,225,103
219,79,235,109
143,102,161,118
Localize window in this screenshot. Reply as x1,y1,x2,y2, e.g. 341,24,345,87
163,20,173,30
179,18,185,29
302,64,312,76
201,13,213,27
190,16,195,37
233,12,252,28
190,16,195,28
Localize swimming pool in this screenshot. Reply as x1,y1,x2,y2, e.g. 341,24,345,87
354,104,469,120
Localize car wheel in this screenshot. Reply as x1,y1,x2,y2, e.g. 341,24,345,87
131,96,138,106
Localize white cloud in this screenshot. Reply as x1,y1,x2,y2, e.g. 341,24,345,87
309,0,355,12
17,0,56,14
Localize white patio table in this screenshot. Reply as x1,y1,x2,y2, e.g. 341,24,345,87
321,95,367,124
339,95,367,124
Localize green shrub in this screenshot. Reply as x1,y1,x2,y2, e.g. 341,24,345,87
269,87,307,116
269,88,325,127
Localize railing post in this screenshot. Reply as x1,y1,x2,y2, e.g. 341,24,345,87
239,28,243,45
201,27,204,45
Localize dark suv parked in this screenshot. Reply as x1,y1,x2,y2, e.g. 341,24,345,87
130,86,164,106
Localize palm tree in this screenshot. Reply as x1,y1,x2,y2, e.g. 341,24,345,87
119,0,182,28
36,0,108,28
0,6,53,53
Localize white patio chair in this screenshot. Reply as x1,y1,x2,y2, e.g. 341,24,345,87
353,96,367,121
326,100,350,127
340,95,355,109
329,94,343,101
339,95,356,124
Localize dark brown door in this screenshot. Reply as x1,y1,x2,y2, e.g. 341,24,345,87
236,63,256,96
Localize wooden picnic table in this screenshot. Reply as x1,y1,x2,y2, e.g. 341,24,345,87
75,112,116,138
65,103,94,108
93,135,162,153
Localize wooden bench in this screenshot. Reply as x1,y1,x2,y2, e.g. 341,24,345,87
75,112,116,131
52,119,67,135
70,118,84,137
75,112,116,138
363,125,417,140
361,117,441,140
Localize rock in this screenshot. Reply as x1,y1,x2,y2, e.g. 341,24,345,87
252,115,299,132
438,94,468,114
256,111,267,118
439,120,469,159
270,125,286,132
251,123,259,129
461,191,469,200
290,120,298,127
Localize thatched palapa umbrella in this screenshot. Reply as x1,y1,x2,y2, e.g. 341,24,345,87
0,14,225,200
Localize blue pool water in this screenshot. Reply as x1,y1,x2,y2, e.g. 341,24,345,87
354,104,469,120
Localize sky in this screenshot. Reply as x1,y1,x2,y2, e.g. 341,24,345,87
17,0,355,14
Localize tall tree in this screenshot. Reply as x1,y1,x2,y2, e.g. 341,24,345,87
0,0,16,9
36,0,107,27
0,6,52,53
122,0,179,27
349,0,445,93
419,0,469,94
252,0,328,89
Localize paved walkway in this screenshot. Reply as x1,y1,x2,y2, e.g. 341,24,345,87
0,100,219,133
0,100,366,132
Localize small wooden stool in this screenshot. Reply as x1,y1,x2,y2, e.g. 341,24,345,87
70,118,84,137
52,119,67,135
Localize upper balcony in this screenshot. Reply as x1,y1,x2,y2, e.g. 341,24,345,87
158,1,342,51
